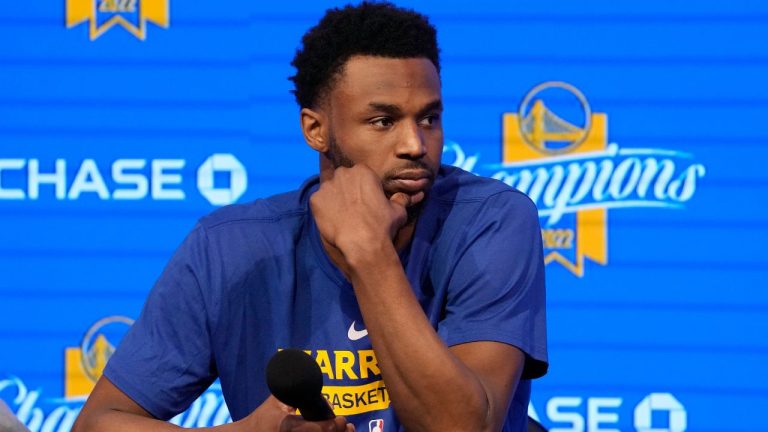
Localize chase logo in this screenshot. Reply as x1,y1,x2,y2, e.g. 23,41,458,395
65,316,134,398
531,392,687,431
66,0,170,40
197,154,248,206
635,393,687,432
0,153,247,206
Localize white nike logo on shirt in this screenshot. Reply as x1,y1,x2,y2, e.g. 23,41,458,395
347,321,368,341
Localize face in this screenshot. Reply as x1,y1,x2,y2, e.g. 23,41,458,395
319,56,444,221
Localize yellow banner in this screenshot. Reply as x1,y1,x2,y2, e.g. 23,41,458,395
321,380,390,416
502,83,609,277
66,0,170,40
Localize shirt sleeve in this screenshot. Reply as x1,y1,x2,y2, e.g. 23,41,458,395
437,190,548,379
103,224,218,420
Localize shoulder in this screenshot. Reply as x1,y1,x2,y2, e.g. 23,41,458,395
197,176,319,235
183,177,319,263
419,166,541,263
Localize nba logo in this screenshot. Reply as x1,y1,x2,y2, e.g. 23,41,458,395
369,419,384,432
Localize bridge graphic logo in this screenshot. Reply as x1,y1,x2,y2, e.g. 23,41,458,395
517,81,592,155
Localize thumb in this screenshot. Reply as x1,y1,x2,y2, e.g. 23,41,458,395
334,416,352,432
389,192,412,209
388,192,409,222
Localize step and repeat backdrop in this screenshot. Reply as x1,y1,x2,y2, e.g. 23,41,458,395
1,1,767,431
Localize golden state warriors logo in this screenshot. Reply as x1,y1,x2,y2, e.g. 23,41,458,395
65,316,133,397
517,82,592,155
66,0,169,40
504,82,608,276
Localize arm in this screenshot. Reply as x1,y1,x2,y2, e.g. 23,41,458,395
72,377,352,432
311,166,540,431
348,247,524,431
73,224,354,432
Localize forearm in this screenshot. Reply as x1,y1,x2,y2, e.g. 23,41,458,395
73,408,179,432
73,375,339,432
347,244,493,432
73,409,246,432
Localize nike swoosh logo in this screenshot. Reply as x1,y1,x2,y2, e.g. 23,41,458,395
347,321,368,341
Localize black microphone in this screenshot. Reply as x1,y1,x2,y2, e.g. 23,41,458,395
266,349,335,421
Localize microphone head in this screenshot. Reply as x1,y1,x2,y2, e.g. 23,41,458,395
266,349,324,408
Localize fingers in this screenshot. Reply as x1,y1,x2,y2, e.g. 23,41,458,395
334,417,353,432
270,396,296,414
390,191,425,208
388,193,409,232
280,415,353,432
389,192,411,208
280,415,315,432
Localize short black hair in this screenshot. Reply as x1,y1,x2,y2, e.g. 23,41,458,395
289,1,440,108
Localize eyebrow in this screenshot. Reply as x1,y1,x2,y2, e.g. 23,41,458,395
367,99,443,117
418,100,444,117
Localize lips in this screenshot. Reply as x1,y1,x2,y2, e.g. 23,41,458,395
385,169,433,196
389,177,430,193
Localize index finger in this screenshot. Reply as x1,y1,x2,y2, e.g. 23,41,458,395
279,415,351,432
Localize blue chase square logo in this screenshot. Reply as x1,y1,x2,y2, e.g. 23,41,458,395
66,0,169,40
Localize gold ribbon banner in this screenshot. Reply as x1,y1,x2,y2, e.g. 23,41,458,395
66,0,169,40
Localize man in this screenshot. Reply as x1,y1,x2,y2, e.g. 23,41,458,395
73,2,547,431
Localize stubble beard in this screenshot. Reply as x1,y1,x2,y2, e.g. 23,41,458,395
326,133,430,225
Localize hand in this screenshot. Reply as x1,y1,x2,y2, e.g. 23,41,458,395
236,396,294,431
237,396,354,432
310,165,410,273
280,415,355,432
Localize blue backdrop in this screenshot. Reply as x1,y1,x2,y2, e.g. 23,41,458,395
1,1,767,431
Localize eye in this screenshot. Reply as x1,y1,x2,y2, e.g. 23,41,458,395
370,117,394,128
419,114,440,127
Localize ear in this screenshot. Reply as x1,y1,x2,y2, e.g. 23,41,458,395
300,107,328,153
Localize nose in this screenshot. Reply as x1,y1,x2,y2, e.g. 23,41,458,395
396,120,426,159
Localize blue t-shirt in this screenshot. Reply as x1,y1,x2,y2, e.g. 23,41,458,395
105,165,548,431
